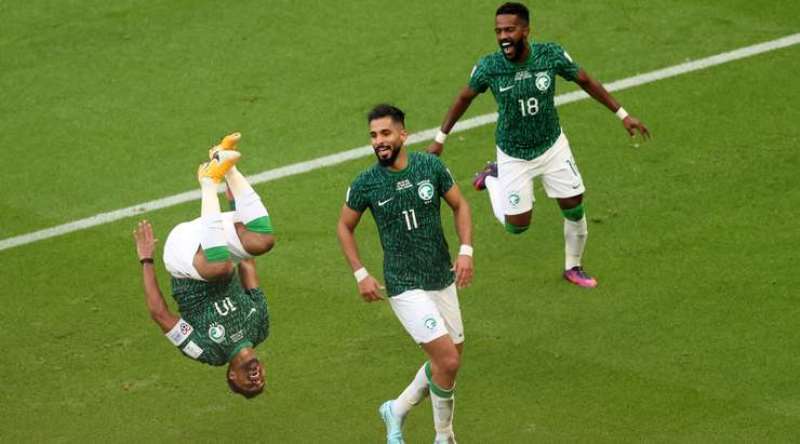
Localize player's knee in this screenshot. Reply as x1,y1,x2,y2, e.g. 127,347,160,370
244,233,275,256
435,351,461,377
504,222,529,234
561,202,585,221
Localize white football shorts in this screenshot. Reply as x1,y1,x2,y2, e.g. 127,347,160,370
498,131,585,215
163,211,252,281
388,283,464,345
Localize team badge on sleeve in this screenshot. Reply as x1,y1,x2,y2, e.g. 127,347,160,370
166,318,193,346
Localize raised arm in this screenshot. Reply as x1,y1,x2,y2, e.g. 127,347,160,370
336,204,384,302
573,68,650,139
427,86,481,156
133,220,179,333
443,184,474,289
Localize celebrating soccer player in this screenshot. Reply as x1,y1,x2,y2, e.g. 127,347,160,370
133,133,275,398
427,2,650,288
337,105,473,444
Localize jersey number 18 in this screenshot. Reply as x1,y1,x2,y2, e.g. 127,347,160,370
518,97,539,116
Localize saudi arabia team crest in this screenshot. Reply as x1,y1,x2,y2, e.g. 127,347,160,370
535,72,551,91
417,180,434,201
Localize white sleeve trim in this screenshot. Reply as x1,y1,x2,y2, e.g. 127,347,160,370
165,318,194,346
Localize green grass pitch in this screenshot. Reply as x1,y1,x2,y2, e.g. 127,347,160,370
1,1,799,442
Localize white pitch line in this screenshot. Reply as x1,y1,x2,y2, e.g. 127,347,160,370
1,33,799,252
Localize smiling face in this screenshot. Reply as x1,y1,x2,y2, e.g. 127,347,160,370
227,356,265,398
495,13,529,61
369,116,407,168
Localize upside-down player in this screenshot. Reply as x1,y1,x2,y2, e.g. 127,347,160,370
133,133,275,398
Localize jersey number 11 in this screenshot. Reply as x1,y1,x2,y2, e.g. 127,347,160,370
402,209,419,231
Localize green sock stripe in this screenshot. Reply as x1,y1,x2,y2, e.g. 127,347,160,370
245,216,273,234
424,361,454,399
504,222,529,234
561,203,585,221
203,246,230,262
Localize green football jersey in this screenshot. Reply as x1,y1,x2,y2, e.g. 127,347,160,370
468,41,580,160
346,152,456,296
165,275,270,366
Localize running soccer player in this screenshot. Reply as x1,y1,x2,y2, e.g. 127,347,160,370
133,133,275,398
337,104,473,444
427,2,650,288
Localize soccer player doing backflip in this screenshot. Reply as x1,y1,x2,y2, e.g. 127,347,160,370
133,133,275,398
428,2,650,287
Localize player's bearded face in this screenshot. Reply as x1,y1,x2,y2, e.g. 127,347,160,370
235,358,265,394
369,118,407,167
495,15,529,61
374,142,402,167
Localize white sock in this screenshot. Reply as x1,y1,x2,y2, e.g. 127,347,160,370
200,179,221,218
484,176,505,225
564,215,588,270
226,167,270,228
431,391,456,441
392,363,429,418
199,179,228,260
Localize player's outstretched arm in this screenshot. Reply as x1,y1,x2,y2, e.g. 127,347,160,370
443,185,474,289
336,205,384,302
133,220,179,333
427,86,480,156
574,69,651,139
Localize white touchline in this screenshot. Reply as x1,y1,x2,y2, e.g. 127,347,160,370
2,33,799,252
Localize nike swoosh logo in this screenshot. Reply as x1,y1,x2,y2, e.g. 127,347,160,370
245,308,256,319
499,85,515,92
378,198,394,206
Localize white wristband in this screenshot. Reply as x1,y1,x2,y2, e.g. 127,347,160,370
434,130,448,144
354,267,369,283
615,107,629,120
458,244,473,257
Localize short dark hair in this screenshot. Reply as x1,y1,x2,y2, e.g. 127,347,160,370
496,2,529,24
367,104,405,126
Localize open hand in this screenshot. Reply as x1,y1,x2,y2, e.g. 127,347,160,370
623,116,651,140
133,220,158,261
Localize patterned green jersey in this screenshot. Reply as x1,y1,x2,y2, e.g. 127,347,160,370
346,152,456,296
165,275,270,366
468,41,580,160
